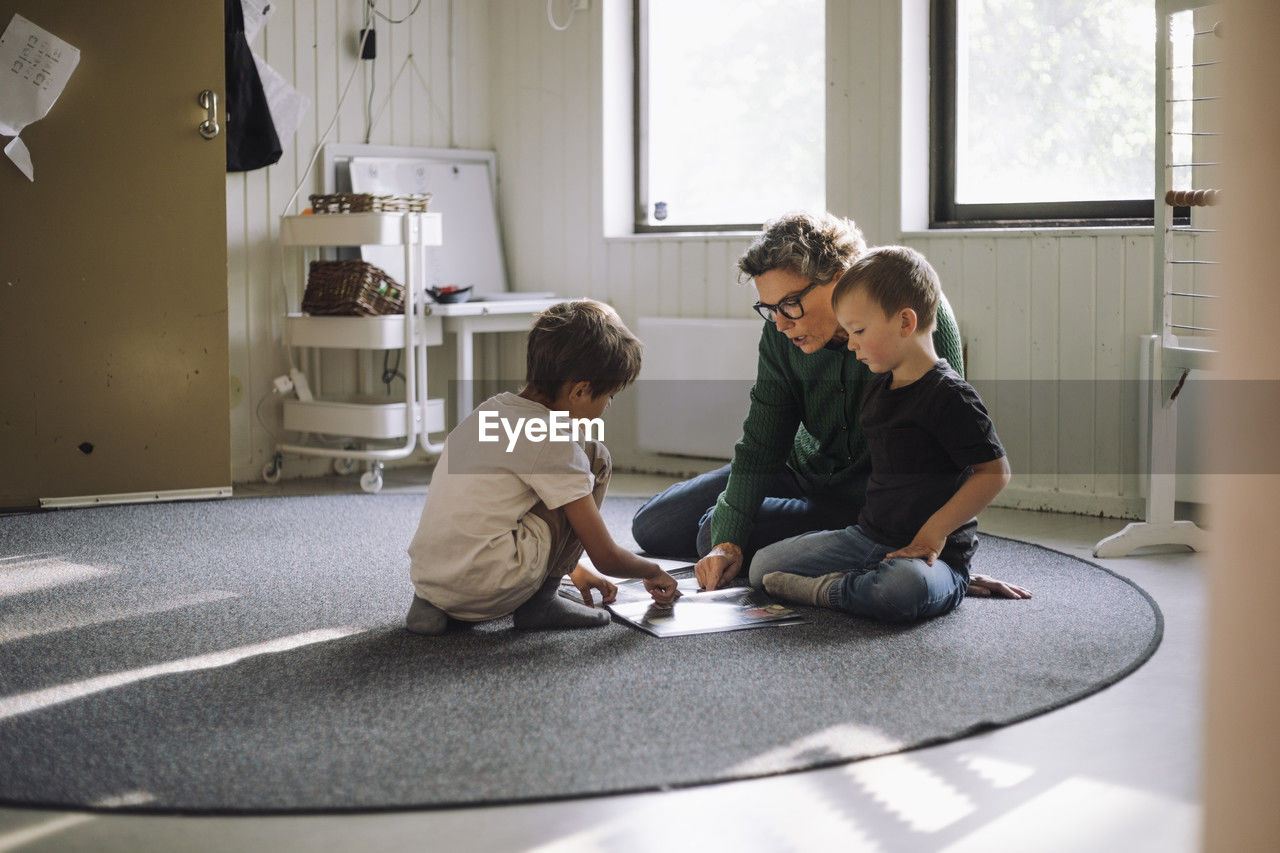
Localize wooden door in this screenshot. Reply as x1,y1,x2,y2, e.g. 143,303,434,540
0,1,228,509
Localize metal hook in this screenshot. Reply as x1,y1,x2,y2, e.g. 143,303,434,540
198,90,220,140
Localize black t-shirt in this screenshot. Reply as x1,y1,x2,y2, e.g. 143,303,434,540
857,360,1004,575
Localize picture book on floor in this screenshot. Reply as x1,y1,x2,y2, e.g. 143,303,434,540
560,558,808,638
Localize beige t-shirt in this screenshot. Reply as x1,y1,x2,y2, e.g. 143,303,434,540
408,392,595,619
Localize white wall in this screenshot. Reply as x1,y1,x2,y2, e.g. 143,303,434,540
904,231,1155,516
227,0,1201,517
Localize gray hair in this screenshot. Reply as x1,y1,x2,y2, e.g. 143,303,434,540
736,211,867,285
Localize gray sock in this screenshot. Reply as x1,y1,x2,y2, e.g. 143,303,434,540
406,595,449,636
513,577,611,630
762,571,843,608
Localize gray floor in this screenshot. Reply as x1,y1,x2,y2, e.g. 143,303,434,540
0,470,1203,853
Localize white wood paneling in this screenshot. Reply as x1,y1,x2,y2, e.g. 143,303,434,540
905,230,1165,515
1027,237,1062,497
825,0,853,225
1094,235,1127,500
1122,234,1154,500
629,242,658,322
657,242,682,318
1056,237,1097,497
994,239,1031,494
961,238,998,380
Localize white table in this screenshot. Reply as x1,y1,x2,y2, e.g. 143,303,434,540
428,297,563,422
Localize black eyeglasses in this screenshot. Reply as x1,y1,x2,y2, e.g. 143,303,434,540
752,280,822,323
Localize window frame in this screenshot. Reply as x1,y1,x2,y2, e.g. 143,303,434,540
929,0,1164,228
632,0,800,234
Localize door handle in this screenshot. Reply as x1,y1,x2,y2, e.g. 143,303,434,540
197,90,220,140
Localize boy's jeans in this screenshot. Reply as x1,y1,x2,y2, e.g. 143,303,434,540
630,464,861,563
749,525,968,623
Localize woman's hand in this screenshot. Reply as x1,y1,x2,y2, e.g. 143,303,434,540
569,563,618,606
966,573,1032,599
694,542,743,590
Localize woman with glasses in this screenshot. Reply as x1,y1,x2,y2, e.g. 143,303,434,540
630,211,1022,605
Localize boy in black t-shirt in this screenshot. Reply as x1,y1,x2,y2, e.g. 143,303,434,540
756,246,1029,622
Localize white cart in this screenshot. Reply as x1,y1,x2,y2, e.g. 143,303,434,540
264,211,446,493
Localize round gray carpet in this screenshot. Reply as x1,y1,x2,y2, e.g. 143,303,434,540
0,494,1161,813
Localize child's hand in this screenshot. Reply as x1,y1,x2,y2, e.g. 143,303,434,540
886,535,946,565
967,573,1032,599
643,570,681,606
569,564,617,606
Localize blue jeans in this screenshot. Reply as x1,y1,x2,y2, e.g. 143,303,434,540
630,464,861,564
749,525,968,623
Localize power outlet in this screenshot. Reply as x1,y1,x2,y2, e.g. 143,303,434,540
358,28,376,60
289,368,314,402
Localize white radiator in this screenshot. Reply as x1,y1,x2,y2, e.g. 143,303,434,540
636,317,761,458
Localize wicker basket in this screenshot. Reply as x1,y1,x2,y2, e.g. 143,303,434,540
308,192,432,214
302,260,404,316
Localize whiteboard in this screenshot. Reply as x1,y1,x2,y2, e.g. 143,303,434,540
323,144,509,295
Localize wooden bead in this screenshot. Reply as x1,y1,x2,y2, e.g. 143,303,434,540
1165,189,1222,207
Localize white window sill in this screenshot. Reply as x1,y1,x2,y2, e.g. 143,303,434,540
604,230,760,243
902,225,1154,239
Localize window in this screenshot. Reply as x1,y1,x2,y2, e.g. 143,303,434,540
634,0,825,232
932,0,1157,226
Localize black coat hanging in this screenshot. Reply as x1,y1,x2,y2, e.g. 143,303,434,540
224,0,282,172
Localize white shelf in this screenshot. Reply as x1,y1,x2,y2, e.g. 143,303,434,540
1163,342,1216,372
283,397,445,440
280,212,442,247
428,297,562,317
272,209,449,490
285,313,442,349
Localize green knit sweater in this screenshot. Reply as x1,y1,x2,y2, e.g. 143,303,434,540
710,297,965,551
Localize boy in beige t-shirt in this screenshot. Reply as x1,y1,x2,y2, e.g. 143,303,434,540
406,300,679,634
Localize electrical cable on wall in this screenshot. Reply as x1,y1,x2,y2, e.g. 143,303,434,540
275,0,424,363
382,350,405,394
255,391,280,445
280,26,371,220
371,0,423,25
248,21,371,464
366,54,450,141
268,1,425,434
363,0,424,143
364,1,376,143
547,0,578,31
273,24,373,382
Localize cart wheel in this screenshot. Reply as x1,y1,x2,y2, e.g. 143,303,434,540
262,454,283,484
359,469,383,494
333,456,359,476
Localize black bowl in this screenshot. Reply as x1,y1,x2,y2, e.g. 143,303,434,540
427,286,473,304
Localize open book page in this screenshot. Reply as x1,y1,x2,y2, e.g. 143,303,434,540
560,557,808,638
